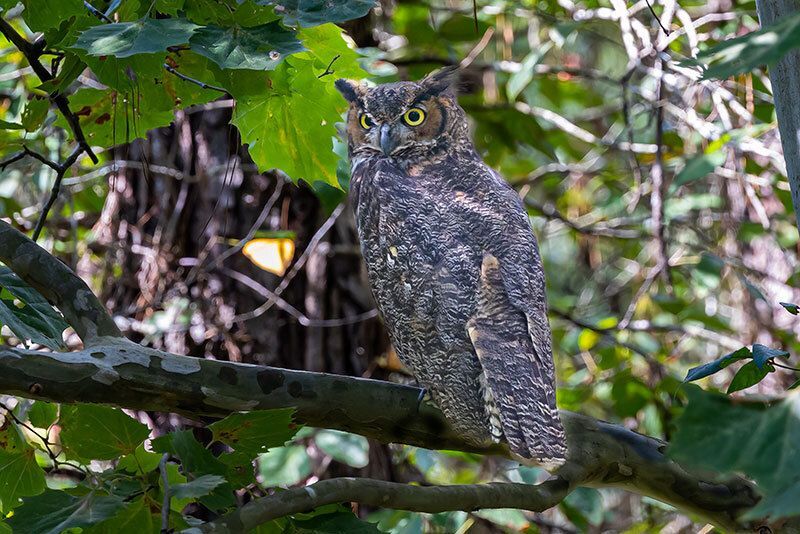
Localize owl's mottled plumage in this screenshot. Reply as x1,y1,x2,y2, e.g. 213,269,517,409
335,68,567,466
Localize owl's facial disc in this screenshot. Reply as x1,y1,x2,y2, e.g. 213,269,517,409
335,67,460,160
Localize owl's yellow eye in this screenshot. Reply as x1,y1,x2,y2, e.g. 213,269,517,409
403,108,426,126
359,114,373,129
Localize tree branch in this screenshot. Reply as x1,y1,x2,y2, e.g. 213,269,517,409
200,477,571,533
0,341,762,531
0,219,122,342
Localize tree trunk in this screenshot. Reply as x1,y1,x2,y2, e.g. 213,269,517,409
756,0,800,234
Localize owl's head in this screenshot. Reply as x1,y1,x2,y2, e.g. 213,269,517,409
335,67,470,162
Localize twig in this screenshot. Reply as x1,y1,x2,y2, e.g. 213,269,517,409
0,150,26,170
163,63,227,94
472,0,479,32
159,453,171,533
645,0,671,35
32,146,83,240
200,477,571,533
84,1,113,22
649,56,673,292
317,54,340,78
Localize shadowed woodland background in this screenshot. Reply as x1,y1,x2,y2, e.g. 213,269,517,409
2,0,800,532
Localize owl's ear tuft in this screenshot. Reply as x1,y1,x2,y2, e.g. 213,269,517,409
335,79,364,103
419,66,459,96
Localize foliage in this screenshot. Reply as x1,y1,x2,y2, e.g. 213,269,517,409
670,387,800,521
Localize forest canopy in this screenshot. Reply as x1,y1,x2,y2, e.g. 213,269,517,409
1,0,800,533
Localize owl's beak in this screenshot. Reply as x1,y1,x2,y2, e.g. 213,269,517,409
379,124,398,156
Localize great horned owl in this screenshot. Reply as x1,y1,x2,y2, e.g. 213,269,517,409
335,67,567,466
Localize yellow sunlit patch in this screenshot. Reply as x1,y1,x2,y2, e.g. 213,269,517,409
242,238,295,276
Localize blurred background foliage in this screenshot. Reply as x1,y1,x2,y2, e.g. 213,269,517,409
2,0,800,531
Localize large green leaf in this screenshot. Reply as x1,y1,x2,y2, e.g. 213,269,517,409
289,511,383,533
314,430,369,468
59,405,150,461
0,440,46,512
170,474,226,499
73,17,199,58
683,346,751,382
21,0,85,33
726,360,771,393
26,401,58,429
232,59,343,185
151,430,235,510
0,267,67,349
209,408,297,457
85,496,157,534
62,88,175,147
259,0,375,27
6,490,127,534
190,22,305,70
670,387,800,520
686,12,800,79
258,445,311,486
296,23,366,79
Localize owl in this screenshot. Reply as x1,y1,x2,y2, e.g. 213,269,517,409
335,67,567,466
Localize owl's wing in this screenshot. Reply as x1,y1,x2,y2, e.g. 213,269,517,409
466,252,567,467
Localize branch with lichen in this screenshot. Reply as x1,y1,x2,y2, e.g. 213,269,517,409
0,219,779,532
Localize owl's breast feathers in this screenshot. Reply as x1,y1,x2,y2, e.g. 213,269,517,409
351,155,567,466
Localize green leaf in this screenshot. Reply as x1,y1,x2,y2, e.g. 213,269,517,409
27,401,57,429
752,343,790,369
20,98,49,132
63,88,174,147
780,301,800,315
170,474,226,499
116,444,163,475
670,387,800,520
21,0,85,33
152,430,226,476
727,360,771,393
296,23,366,79
151,430,235,510
683,346,751,382
314,430,369,468
685,12,800,79
60,404,150,461
0,119,23,130
7,490,126,534
258,445,311,486
73,17,199,58
262,0,376,27
289,511,382,533
85,497,156,534
0,445,46,513
0,267,69,347
209,408,297,456
232,59,343,185
189,22,304,70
